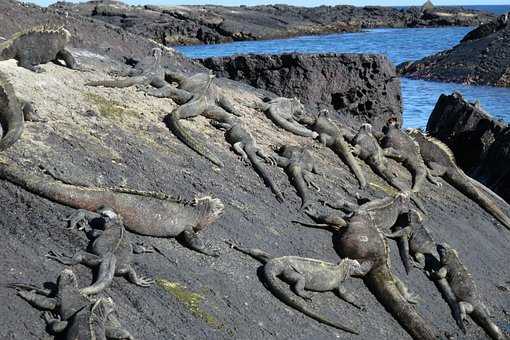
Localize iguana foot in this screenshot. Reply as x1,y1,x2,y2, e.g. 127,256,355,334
132,243,155,254
45,251,73,265
134,275,154,287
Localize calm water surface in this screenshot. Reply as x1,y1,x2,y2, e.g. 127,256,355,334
177,27,510,128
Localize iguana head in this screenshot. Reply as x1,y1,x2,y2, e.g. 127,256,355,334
359,123,373,134
436,243,457,263
407,209,423,225
57,268,79,290
97,206,118,220
394,192,411,211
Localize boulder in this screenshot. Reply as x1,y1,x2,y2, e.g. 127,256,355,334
200,53,402,131
399,15,510,87
427,92,510,202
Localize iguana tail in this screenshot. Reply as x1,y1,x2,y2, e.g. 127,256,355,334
263,262,359,334
0,78,24,151
80,254,117,295
246,148,284,202
447,170,510,231
268,112,317,138
227,242,274,263
365,266,438,340
5,283,51,296
0,115,23,151
164,110,224,167
85,76,145,88
288,164,309,209
434,278,466,333
470,304,508,340
331,137,366,189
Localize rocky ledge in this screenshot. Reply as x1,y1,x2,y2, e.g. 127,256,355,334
49,0,495,46
200,53,402,132
426,92,510,203
398,13,510,87
0,1,509,339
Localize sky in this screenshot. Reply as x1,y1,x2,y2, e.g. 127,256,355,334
31,0,510,8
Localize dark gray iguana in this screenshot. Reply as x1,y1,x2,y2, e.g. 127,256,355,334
86,48,171,92
0,26,77,73
205,109,285,202
297,110,367,189
162,72,243,167
351,123,408,192
47,206,154,295
0,159,224,256
8,268,135,339
432,243,508,340
0,71,40,151
271,144,321,209
384,210,439,274
252,97,319,138
296,198,439,339
408,129,510,231
226,241,366,334
380,118,441,193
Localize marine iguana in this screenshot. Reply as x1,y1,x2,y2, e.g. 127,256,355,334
0,26,77,73
253,97,318,138
0,71,38,151
9,268,135,339
47,206,154,295
271,144,321,209
206,110,284,202
297,110,366,189
161,71,243,167
226,241,365,333
380,118,441,193
432,243,508,339
86,48,171,92
384,210,439,274
408,129,510,231
298,202,438,339
0,160,224,256
351,123,407,192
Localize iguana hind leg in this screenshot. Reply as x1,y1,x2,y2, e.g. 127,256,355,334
394,276,420,304
283,269,313,300
122,266,154,287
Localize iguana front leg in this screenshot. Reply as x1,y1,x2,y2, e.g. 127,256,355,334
55,49,77,69
145,85,192,105
232,142,249,165
65,209,102,230
383,147,403,160
218,95,241,116
181,230,219,257
256,149,277,166
426,161,447,177
43,312,68,334
303,171,320,192
336,284,362,309
426,168,442,187
394,276,420,304
385,226,413,274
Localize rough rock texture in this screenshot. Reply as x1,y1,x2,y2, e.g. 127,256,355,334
427,92,510,203
200,53,402,132
49,1,494,46
0,3,509,340
0,0,201,74
398,14,510,87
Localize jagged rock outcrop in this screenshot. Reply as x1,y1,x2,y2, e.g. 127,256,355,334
398,14,510,87
427,92,510,202
49,1,494,46
200,53,402,132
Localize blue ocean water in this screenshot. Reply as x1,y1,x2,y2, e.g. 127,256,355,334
177,27,510,128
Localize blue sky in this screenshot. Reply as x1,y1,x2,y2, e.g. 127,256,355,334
33,0,510,7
